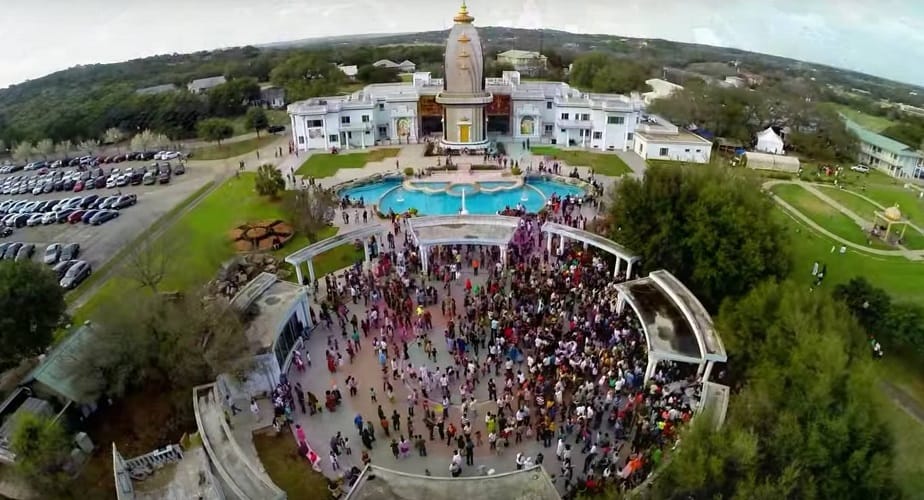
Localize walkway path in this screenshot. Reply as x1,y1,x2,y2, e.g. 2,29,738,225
799,182,873,228
763,180,924,261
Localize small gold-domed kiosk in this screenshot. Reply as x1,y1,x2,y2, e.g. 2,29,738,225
872,204,910,244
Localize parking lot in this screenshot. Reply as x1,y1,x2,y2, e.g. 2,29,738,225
0,160,219,285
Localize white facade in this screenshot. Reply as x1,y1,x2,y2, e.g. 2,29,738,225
632,115,712,163
288,71,648,153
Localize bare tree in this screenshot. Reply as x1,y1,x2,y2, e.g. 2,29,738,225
54,140,73,159
102,127,124,146
284,187,339,241
12,142,34,162
152,133,171,151
122,239,175,293
130,129,155,152
34,139,54,160
77,139,100,155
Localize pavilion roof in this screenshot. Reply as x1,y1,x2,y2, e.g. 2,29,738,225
346,464,560,500
407,215,521,247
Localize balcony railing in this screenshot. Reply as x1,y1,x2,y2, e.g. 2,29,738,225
556,119,592,129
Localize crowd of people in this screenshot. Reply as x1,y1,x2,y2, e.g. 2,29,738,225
289,195,705,498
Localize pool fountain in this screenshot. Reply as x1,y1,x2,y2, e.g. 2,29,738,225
341,173,587,216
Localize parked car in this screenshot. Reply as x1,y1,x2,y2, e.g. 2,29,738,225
158,169,171,184
3,242,22,259
173,163,185,175
55,209,75,223
67,210,87,224
41,212,58,224
0,227,12,238
60,243,80,261
142,172,156,185
851,165,870,173
14,243,35,261
90,210,119,225
26,213,44,227
60,260,92,289
130,171,144,185
52,259,79,279
42,243,63,265
113,194,137,209
81,210,99,224
268,125,286,134
79,195,99,209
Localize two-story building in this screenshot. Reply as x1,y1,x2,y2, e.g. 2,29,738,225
288,70,649,153
496,50,547,76
847,120,924,178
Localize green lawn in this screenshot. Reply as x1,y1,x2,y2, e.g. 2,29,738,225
822,102,897,132
778,209,924,305
852,172,924,225
296,148,400,178
72,173,360,323
876,390,924,497
817,185,881,220
530,146,632,176
189,135,282,161
772,184,875,247
254,433,332,498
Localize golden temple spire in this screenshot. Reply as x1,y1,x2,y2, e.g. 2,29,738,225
454,0,474,23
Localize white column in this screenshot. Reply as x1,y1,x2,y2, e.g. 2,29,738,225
294,263,304,286
307,259,316,284
546,232,552,254
361,129,366,149
626,259,634,279
613,258,622,278
500,246,507,268
644,353,659,383
558,234,566,254
421,245,429,274
363,239,371,263
616,293,626,314
302,293,313,328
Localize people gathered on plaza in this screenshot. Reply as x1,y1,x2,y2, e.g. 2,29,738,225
293,191,704,498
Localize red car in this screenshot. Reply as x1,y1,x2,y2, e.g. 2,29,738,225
67,210,87,223
73,180,85,192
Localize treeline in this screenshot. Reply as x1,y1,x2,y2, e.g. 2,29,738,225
610,166,900,498
649,79,858,163
0,44,450,147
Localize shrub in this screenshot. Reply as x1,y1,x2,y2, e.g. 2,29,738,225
424,142,436,156
403,167,414,177
510,165,522,175
254,164,286,198
495,142,507,155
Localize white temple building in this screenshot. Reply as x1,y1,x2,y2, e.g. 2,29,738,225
286,2,712,163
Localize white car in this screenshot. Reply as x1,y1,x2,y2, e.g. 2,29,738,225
105,176,117,189
161,151,180,160
42,212,58,224
26,213,44,226
850,165,870,173
153,151,167,160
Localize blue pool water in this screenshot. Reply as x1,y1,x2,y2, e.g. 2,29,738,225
341,178,585,215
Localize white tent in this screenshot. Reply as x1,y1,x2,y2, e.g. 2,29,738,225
755,127,785,154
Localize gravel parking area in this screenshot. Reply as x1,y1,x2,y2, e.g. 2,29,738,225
0,161,217,279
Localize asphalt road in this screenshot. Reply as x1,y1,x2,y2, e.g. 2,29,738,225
0,162,217,282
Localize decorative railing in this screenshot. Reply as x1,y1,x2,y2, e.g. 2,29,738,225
122,444,184,480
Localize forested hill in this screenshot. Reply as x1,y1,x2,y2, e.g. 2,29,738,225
1,25,921,146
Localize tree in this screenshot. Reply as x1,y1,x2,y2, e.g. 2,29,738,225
151,132,171,151
196,118,234,146
207,77,261,116
13,141,34,162
11,413,72,495
833,277,892,334
33,139,54,160
54,139,73,159
121,239,175,293
654,281,898,499
568,53,651,94
284,187,338,242
0,261,66,368
0,139,6,156
245,107,269,137
77,138,100,155
254,164,286,198
130,129,156,152
607,165,789,312
102,127,124,147
270,53,345,101
356,65,401,84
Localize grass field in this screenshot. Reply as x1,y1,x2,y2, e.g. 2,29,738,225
254,433,331,498
853,172,924,224
822,102,897,132
71,173,360,323
778,209,924,305
878,389,924,497
189,134,282,161
816,186,881,220
530,146,632,176
296,148,400,178
772,184,877,247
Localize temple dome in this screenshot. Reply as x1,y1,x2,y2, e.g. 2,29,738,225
444,2,484,94
884,205,902,221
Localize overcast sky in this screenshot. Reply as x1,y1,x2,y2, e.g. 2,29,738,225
2,0,923,89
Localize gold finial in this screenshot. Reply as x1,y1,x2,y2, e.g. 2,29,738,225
453,0,474,23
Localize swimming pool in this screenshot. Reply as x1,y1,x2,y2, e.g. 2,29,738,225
340,178,585,215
